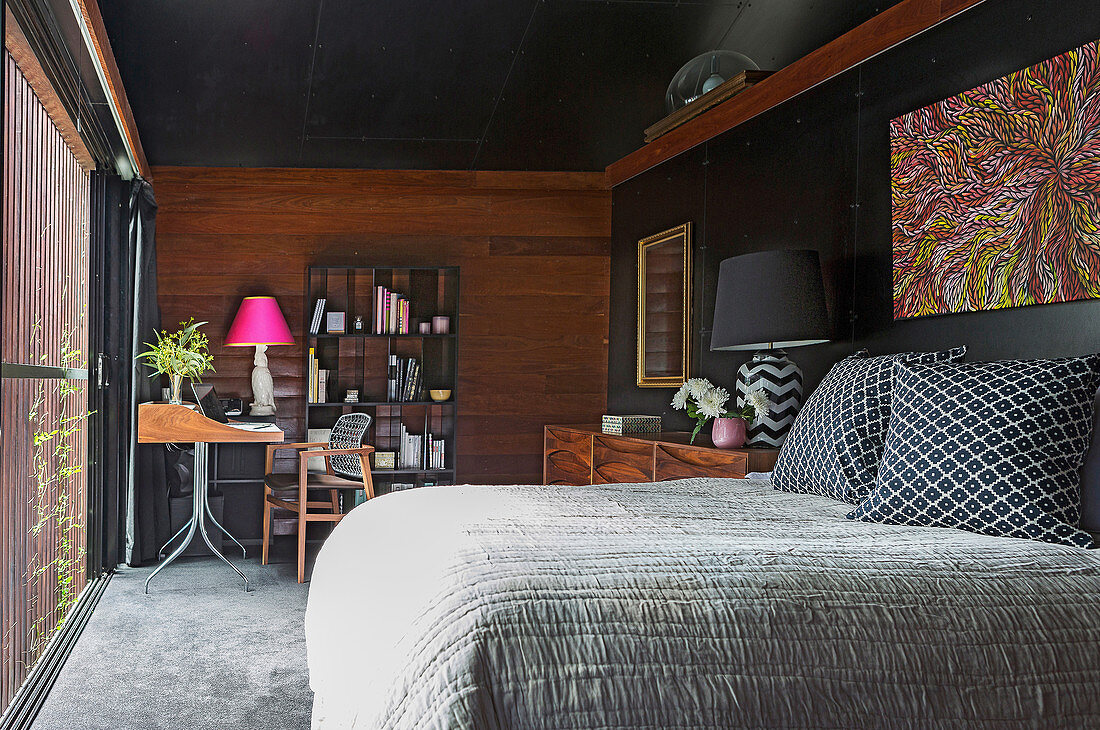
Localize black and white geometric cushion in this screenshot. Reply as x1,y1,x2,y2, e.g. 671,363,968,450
772,347,966,504
849,356,1100,548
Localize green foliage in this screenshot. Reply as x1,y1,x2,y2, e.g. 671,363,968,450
136,318,215,380
27,330,91,650
721,402,760,422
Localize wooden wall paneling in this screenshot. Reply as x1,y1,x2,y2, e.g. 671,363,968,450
154,167,611,483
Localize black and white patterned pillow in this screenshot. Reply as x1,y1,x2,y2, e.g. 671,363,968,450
772,347,967,504
849,356,1100,548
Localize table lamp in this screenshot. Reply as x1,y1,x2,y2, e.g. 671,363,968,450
710,249,830,447
225,296,294,416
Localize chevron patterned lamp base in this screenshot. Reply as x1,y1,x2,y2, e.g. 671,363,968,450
735,350,803,448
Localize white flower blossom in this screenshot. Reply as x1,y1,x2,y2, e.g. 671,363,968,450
671,383,690,410
696,386,730,419
686,378,711,401
745,388,771,423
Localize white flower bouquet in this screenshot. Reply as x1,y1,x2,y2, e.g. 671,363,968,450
671,378,771,443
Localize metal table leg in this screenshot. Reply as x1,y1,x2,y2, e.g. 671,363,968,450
159,518,193,560
203,444,246,558
145,441,251,593
203,503,247,558
144,470,200,593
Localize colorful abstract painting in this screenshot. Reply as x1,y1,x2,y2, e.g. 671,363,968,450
891,39,1100,319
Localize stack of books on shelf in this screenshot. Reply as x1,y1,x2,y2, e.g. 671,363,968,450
309,298,326,335
427,437,446,470
388,355,423,402
374,286,410,334
397,422,446,470
307,347,332,403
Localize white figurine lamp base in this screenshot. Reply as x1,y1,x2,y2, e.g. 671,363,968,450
249,344,277,416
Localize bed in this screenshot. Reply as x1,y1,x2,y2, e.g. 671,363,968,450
305,478,1100,729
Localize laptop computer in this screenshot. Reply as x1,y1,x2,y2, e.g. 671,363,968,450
192,383,276,431
191,383,228,423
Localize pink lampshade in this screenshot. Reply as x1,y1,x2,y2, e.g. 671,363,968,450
224,296,294,346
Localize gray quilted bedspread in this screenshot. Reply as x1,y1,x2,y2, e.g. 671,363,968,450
304,479,1100,729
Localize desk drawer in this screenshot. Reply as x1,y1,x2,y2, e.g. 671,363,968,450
544,428,592,485
655,443,747,480
593,435,654,484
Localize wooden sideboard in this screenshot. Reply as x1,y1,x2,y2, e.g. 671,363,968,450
543,425,780,485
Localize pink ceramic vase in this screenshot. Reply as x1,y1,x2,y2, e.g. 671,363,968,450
711,417,747,449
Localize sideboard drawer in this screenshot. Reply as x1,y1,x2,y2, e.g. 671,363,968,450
654,443,747,480
544,428,592,485
592,434,654,484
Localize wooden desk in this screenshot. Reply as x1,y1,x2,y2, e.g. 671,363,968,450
138,402,284,592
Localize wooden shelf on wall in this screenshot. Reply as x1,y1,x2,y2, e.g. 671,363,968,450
605,0,988,187
644,70,773,143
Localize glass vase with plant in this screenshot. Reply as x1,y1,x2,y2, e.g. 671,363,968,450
671,377,771,444
136,318,215,404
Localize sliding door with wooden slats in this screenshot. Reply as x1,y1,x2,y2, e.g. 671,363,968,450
1,48,92,712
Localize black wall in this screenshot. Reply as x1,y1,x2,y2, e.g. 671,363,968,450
609,0,1100,430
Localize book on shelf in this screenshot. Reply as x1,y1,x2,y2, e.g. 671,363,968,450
373,285,415,335
396,422,446,471
308,350,332,404
387,354,398,401
402,359,419,402
387,356,422,402
308,347,316,402
309,298,326,335
374,286,383,334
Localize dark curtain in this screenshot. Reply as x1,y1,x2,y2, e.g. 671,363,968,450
87,171,132,573
128,179,170,566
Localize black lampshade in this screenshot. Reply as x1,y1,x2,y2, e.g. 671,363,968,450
710,249,830,351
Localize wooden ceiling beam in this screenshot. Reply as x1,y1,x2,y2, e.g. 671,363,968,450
74,0,151,179
4,7,96,170
605,0,987,187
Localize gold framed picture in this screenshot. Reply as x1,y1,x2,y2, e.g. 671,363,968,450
636,223,692,388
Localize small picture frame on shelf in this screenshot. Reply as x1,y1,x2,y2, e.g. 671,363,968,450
373,451,396,470
326,311,346,334
344,389,359,403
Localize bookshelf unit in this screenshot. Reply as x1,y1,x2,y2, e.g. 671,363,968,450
305,266,459,496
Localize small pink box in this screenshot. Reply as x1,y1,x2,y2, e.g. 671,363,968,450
432,316,450,334
418,322,431,334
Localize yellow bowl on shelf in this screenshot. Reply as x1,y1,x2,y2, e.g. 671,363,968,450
429,389,452,402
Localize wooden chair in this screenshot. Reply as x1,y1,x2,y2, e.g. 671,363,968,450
262,412,375,582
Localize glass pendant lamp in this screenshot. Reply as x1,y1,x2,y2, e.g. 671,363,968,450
666,50,759,114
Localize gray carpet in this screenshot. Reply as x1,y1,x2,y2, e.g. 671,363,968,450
33,552,314,730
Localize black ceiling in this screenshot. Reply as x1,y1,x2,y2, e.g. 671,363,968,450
100,0,901,171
